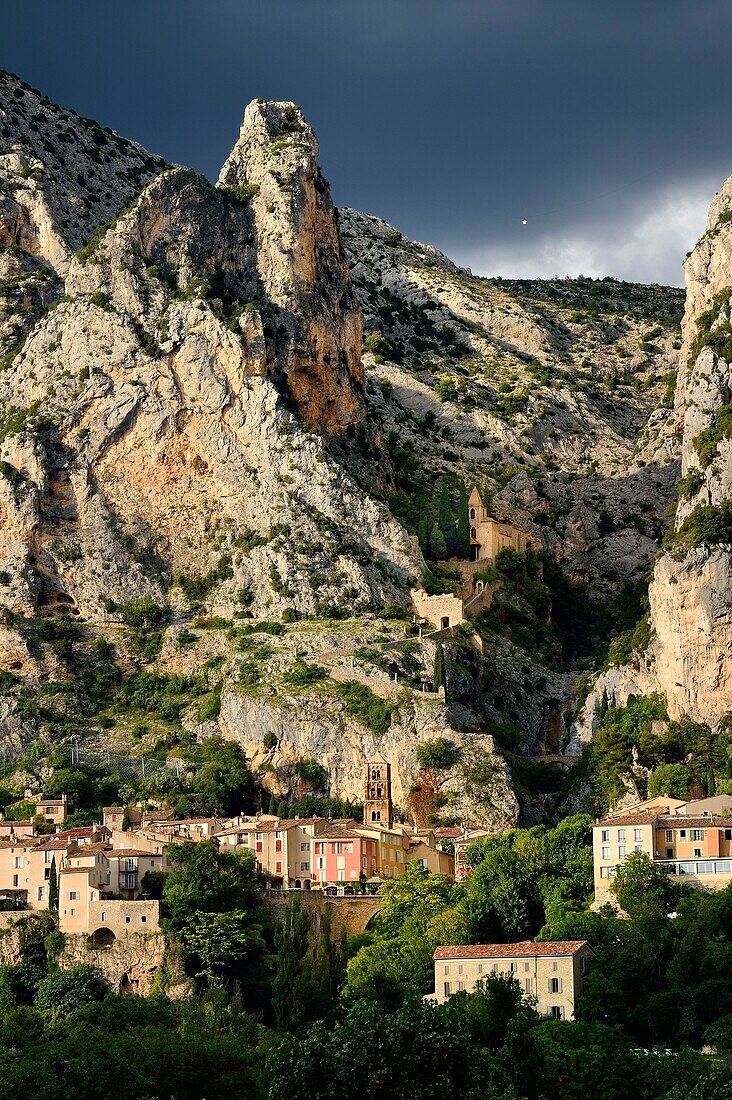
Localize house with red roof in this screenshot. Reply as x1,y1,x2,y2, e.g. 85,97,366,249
431,940,590,1018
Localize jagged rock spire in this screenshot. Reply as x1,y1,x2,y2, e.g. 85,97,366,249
218,100,364,437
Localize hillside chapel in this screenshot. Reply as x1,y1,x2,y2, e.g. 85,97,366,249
468,487,532,562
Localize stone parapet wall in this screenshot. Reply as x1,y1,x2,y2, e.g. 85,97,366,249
411,588,464,628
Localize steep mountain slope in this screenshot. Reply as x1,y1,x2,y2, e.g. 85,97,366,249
341,208,682,600
0,72,691,828
574,176,732,745
0,86,413,631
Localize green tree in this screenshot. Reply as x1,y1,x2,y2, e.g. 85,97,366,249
433,643,443,690
47,857,58,913
463,830,547,941
417,516,431,559
611,850,678,917
648,762,696,799
437,480,457,559
343,864,465,1008
33,964,108,1020
456,482,471,559
272,898,318,1031
162,841,259,932
415,738,460,771
177,910,268,988
193,737,256,817
429,522,447,560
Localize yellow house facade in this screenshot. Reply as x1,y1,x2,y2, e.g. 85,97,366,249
432,940,591,1019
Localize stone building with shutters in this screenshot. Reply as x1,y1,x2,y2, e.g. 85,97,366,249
431,940,591,1019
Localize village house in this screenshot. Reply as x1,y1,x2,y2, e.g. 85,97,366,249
454,827,495,880
313,824,379,884
593,796,732,903
357,820,411,879
407,839,455,876
33,793,68,826
109,829,168,856
216,816,327,888
0,819,36,838
58,849,110,934
83,897,160,947
147,816,221,841
432,941,591,1019
102,806,127,831
54,824,111,847
105,848,167,898
24,837,68,907
0,836,44,907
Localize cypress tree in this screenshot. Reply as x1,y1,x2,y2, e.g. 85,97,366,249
456,482,471,559
272,898,316,1031
277,800,287,818
430,523,447,560
433,643,443,689
437,480,457,558
417,517,431,559
268,795,277,816
48,855,58,912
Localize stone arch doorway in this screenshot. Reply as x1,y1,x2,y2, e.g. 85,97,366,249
89,926,116,948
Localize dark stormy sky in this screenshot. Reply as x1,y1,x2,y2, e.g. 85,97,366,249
4,0,732,287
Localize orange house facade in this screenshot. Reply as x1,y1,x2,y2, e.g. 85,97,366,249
594,810,732,903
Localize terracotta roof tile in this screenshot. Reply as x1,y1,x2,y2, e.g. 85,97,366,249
108,848,164,859
434,940,589,960
597,812,732,828
595,813,659,827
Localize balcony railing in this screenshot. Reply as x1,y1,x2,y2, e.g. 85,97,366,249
659,858,732,876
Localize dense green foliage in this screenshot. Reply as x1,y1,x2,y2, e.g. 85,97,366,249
473,547,602,666
672,502,732,547
2,821,732,1096
583,694,731,812
334,679,394,734
342,818,593,1009
693,403,732,468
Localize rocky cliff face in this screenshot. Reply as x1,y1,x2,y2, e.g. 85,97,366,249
340,209,682,603
218,101,364,438
572,178,732,747
0,72,694,830
0,78,412,633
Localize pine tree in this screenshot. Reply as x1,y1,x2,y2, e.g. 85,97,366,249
437,480,457,558
313,908,345,1023
48,855,58,912
456,482,471,559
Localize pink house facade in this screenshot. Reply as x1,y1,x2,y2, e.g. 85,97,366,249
313,828,378,884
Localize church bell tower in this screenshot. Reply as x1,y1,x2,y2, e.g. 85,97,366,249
364,753,392,827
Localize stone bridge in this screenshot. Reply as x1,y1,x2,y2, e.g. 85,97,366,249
529,754,578,770
261,889,382,939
